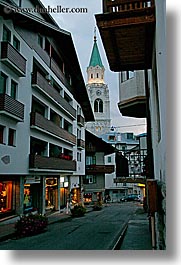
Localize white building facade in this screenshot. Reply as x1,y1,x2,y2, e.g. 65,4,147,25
0,0,93,219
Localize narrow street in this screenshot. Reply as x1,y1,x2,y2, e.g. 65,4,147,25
0,203,139,250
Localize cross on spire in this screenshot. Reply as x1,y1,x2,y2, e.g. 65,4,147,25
94,26,97,42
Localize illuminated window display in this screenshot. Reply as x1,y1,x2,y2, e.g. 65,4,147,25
0,181,13,214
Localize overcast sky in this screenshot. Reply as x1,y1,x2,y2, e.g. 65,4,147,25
41,0,147,135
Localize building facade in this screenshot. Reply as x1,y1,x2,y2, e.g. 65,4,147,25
84,130,114,203
0,0,94,219
103,132,147,202
96,0,166,249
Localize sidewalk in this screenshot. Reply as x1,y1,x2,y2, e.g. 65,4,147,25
0,205,152,250
119,208,152,250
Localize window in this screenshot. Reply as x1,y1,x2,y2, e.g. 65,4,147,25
64,119,72,133
11,80,17,99
0,125,5,144
3,25,11,42
13,36,20,51
77,129,81,139
91,74,93,79
0,72,7,94
108,135,115,141
96,73,99,78
8,128,16,146
94,98,103,113
83,175,96,184
108,156,112,163
77,152,81,162
86,156,96,165
127,71,134,79
38,34,43,48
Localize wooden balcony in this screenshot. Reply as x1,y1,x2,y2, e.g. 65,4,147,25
118,72,146,117
1,41,26,76
86,165,115,174
29,154,76,171
30,112,76,145
50,58,73,93
32,72,76,119
77,114,85,127
96,0,155,71
0,93,24,121
77,139,85,150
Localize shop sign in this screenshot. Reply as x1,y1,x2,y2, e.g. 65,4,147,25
25,176,40,184
46,178,57,186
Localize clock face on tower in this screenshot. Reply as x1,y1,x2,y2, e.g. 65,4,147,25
96,90,101,96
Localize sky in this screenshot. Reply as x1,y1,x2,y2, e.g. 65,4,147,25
40,0,147,135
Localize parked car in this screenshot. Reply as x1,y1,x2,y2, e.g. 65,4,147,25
120,194,140,202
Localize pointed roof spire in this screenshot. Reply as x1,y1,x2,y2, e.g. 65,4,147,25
89,27,104,68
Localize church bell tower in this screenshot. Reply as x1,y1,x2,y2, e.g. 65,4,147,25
86,28,111,136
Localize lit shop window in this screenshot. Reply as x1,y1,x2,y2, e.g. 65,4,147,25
0,181,13,214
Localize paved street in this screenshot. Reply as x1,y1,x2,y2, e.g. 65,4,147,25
0,203,139,250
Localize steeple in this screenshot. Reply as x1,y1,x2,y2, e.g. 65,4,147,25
88,27,104,68
86,28,111,137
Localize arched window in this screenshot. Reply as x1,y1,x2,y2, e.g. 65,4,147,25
94,98,103,113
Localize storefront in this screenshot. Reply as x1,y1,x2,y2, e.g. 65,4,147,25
24,176,41,214
0,180,15,219
45,177,58,211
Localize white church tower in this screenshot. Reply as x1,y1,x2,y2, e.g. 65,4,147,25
86,30,111,136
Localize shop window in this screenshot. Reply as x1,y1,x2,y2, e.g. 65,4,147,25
0,181,13,214
3,25,11,42
8,128,16,146
24,186,32,212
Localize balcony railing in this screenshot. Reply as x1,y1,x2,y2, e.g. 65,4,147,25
1,42,26,76
103,0,154,13
77,139,85,149
96,0,155,71
30,112,76,145
0,94,24,121
86,165,115,174
32,72,76,119
77,114,85,127
50,58,73,93
29,154,76,171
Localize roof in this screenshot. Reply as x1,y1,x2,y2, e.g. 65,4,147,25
88,39,104,68
85,130,115,155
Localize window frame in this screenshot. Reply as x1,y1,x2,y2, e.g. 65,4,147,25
13,35,20,51
3,25,11,42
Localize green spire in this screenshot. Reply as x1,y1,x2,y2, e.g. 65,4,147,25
89,35,104,68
